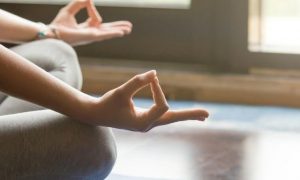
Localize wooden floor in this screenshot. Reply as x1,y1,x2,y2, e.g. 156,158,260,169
107,122,300,180
80,58,300,179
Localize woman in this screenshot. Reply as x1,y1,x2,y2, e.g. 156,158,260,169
0,0,209,179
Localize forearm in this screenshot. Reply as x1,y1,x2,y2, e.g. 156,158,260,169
0,44,95,120
0,9,44,43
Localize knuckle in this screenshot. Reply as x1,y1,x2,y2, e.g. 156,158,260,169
112,88,126,99
162,104,170,111
156,104,169,113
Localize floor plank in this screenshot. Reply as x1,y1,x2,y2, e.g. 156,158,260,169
109,124,300,180
107,99,300,180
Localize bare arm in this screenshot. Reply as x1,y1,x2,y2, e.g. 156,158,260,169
0,44,92,118
0,0,208,131
0,9,43,43
0,0,132,45
0,45,208,131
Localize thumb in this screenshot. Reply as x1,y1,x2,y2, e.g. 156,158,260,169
118,70,157,98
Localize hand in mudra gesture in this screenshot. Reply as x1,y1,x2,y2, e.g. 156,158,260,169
50,0,132,45
86,71,209,132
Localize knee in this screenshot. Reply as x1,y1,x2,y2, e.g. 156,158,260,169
0,110,117,179
12,39,83,90
40,39,83,90
59,120,117,179
85,126,117,179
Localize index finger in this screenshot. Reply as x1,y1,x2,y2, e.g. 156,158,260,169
150,77,168,108
141,78,169,122
118,70,157,98
87,0,102,25
64,0,87,15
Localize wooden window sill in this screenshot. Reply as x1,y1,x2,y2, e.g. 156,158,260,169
80,57,300,108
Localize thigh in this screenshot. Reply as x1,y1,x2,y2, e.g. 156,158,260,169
0,39,83,115
0,110,116,179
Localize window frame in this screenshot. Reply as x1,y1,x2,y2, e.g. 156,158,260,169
226,0,300,72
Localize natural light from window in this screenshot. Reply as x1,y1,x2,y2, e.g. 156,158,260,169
0,0,191,9
249,0,300,54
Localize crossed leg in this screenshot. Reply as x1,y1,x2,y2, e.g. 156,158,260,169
0,39,116,179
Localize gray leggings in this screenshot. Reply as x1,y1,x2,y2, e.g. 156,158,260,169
0,39,116,179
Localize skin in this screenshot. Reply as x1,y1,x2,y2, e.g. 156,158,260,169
0,0,132,45
0,0,209,132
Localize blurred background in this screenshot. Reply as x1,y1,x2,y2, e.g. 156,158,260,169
2,0,300,105
1,0,300,179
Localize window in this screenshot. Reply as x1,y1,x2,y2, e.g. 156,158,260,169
249,0,300,54
0,0,191,9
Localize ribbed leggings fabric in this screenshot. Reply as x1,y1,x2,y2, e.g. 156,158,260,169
0,39,116,180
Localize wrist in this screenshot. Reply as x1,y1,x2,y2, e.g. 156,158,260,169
75,93,100,124
36,23,60,40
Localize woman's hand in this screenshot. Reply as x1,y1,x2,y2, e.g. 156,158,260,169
50,0,132,46
84,70,209,132
0,45,208,132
